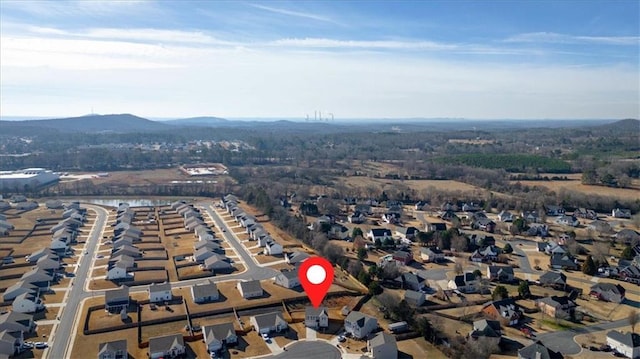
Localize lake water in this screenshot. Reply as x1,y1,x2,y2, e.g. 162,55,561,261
82,199,174,207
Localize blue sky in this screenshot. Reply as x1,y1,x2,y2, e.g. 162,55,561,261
1,0,638,119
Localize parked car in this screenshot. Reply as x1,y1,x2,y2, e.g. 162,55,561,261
337,335,346,342
34,342,48,349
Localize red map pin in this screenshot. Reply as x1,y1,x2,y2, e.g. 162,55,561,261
298,256,334,308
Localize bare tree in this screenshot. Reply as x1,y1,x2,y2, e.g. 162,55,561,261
592,241,610,264
533,258,541,269
629,310,638,333
454,262,464,275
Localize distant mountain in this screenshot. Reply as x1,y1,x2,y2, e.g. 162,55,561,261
0,114,169,133
595,118,639,132
164,116,229,126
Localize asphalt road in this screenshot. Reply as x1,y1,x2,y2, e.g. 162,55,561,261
265,341,342,359
45,202,280,359
46,204,108,359
536,313,640,355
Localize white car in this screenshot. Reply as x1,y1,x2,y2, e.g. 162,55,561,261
34,342,48,349
261,333,269,340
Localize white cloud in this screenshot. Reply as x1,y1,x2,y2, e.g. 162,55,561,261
505,32,640,46
249,3,336,23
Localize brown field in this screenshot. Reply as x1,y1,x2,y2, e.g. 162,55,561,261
340,176,481,194
398,337,448,359
66,168,234,187
512,175,640,200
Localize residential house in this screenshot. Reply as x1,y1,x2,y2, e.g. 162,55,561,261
2,281,37,302
305,307,329,329
527,223,549,237
368,332,398,359
482,298,522,326
473,218,496,233
420,247,444,263
615,229,640,245
105,286,130,313
556,215,579,227
12,292,44,313
612,208,632,219
194,240,222,253
355,204,373,215
404,290,425,307
0,312,35,333
107,260,133,280
538,271,568,290
448,272,480,293
191,280,219,303
392,251,413,265
487,265,515,282
286,251,309,265
575,208,597,220
394,226,419,241
194,247,217,263
587,220,613,234
498,211,514,222
439,210,459,222
590,283,626,303
545,205,565,216
367,228,392,242
250,312,288,334
606,331,640,359
544,242,567,256
26,248,56,263
97,339,127,359
414,201,428,211
112,245,141,258
0,330,22,358
329,224,349,240
344,311,378,339
203,323,237,353
469,319,501,343
518,341,563,359
274,269,300,289
36,256,61,272
16,201,38,211
9,195,26,203
20,268,53,289
264,241,283,256
470,234,496,247
237,280,263,299
348,212,366,224
203,255,232,272
0,201,10,211
195,226,215,242
550,253,579,270
470,246,501,263
463,203,482,213
148,282,172,303
521,211,542,224
536,296,576,320
425,221,447,232
398,272,425,291
148,334,185,359
381,212,400,224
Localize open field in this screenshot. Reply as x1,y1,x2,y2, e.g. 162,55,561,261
64,168,234,188
340,176,482,194
512,174,640,200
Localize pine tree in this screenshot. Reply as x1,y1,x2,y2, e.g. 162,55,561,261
582,255,596,275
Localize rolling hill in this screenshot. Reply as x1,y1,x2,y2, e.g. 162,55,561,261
0,114,169,134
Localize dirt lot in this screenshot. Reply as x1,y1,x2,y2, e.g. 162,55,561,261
398,337,448,359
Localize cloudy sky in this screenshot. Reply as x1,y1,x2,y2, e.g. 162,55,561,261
1,0,638,120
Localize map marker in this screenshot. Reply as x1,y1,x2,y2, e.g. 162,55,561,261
299,256,334,308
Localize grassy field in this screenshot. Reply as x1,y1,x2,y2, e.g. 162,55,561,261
512,174,640,200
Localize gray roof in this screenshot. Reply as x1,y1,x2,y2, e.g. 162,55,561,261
488,265,514,276
518,341,561,359
539,271,567,285
287,251,310,264
239,280,262,293
471,319,501,338
149,282,171,294
105,286,130,304
591,283,625,295
278,268,299,280
537,296,575,309
404,290,424,302
98,339,127,356
345,311,375,328
192,281,218,299
148,333,184,354
204,323,235,345
252,311,286,330
368,332,396,349
607,330,640,348
305,306,328,317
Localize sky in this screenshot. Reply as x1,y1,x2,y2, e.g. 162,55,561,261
1,0,638,120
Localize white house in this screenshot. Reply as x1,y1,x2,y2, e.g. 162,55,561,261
344,311,378,339
420,247,444,263
274,269,300,289
250,312,288,334
305,306,329,329
203,255,232,272
237,280,263,299
367,228,392,242
148,334,185,359
193,247,217,263
191,280,219,303
264,241,283,256
606,330,640,359
12,292,44,313
105,286,130,313
148,282,172,303
107,261,132,280
612,208,632,219
49,239,68,252
286,251,310,265
97,339,127,359
368,332,398,359
203,322,237,353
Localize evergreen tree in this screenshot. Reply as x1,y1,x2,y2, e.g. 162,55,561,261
503,243,513,254
582,255,597,275
492,285,509,300
518,280,531,298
